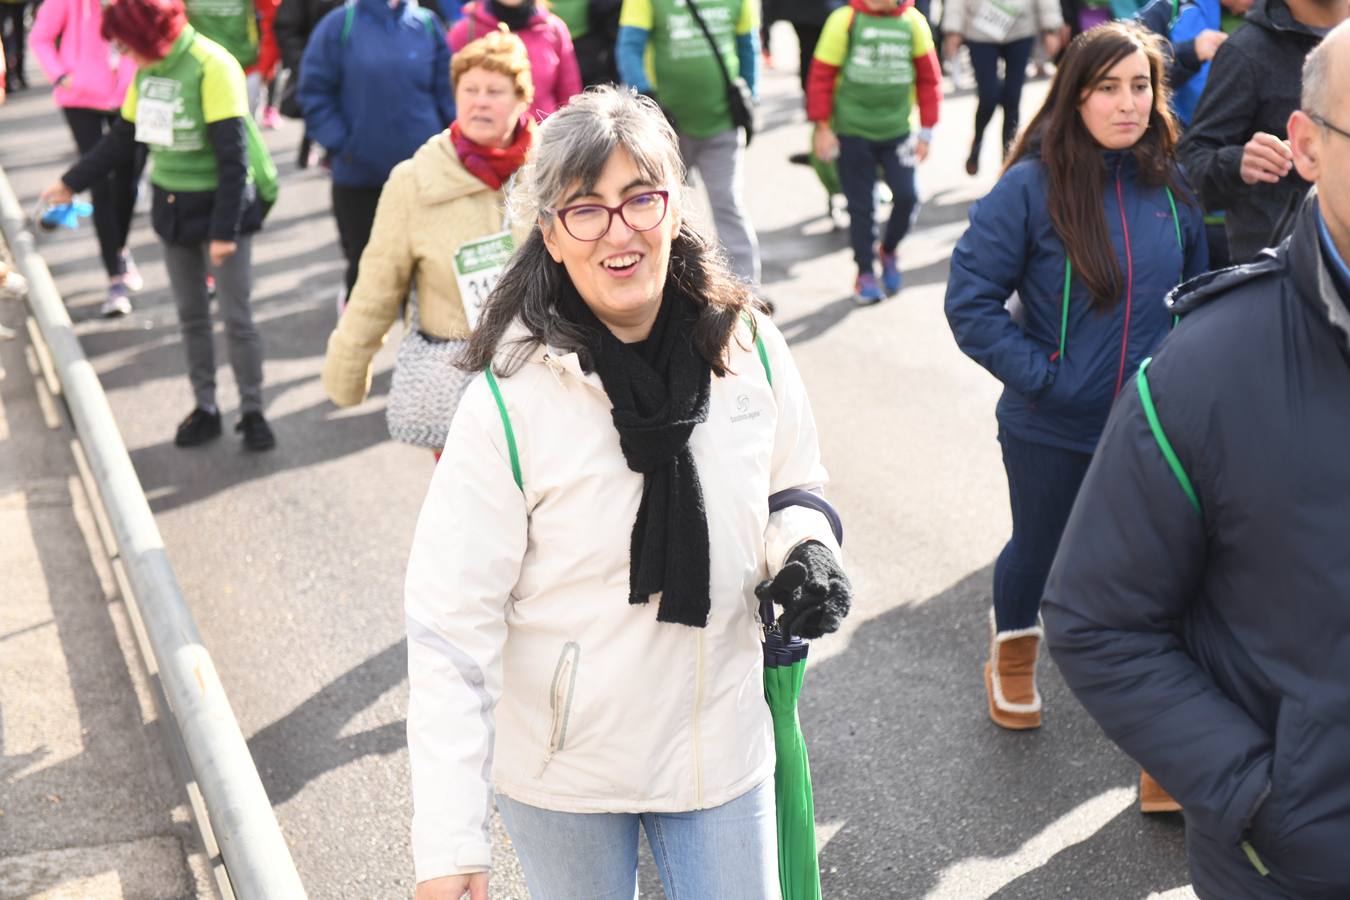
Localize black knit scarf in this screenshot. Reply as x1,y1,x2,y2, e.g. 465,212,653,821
557,278,713,628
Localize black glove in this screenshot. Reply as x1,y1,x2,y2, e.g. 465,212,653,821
755,540,852,639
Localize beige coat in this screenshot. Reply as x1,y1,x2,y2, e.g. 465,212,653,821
322,132,529,407
405,312,842,881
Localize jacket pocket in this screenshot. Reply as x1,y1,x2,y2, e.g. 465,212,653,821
537,641,580,777
1251,698,1350,894
150,187,215,246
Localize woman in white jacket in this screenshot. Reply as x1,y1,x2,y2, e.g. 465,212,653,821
406,86,852,900
943,0,1064,174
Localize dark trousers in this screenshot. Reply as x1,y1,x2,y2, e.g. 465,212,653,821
62,107,146,278
993,428,1093,632
791,22,823,94
0,2,26,87
967,37,1034,161
837,133,919,272
330,182,384,294
1205,221,1231,270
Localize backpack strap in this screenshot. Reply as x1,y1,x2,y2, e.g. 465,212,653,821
341,0,356,45
742,310,772,387
484,368,523,491
1135,357,1201,517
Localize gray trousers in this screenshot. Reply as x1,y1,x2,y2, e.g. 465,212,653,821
161,235,264,414
678,127,761,286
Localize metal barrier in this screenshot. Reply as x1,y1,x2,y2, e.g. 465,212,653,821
0,169,307,899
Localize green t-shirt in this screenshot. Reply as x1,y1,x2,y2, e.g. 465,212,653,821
121,28,251,192
552,0,590,40
816,6,932,142
185,0,260,69
619,0,756,139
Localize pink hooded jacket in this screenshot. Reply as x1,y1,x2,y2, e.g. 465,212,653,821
30,0,137,111
447,2,582,120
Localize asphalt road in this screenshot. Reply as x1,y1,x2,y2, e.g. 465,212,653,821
0,27,1196,899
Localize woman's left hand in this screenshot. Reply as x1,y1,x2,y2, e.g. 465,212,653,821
209,240,238,266
1042,29,1063,57
915,139,930,163
755,541,852,639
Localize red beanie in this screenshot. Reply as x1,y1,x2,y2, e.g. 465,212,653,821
102,0,187,61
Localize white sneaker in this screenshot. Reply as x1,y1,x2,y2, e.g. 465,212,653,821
101,283,132,317
0,268,27,302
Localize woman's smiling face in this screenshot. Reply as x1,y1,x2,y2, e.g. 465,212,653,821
541,148,679,342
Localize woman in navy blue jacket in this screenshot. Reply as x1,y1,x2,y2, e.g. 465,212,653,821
944,22,1207,735
298,0,454,306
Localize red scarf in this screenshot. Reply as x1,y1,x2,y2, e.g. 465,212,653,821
451,117,534,190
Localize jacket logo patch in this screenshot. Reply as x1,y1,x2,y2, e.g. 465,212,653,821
731,394,762,423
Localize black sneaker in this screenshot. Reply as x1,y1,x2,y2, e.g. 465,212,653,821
175,408,222,447
235,411,276,451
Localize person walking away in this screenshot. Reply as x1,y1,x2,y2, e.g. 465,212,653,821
944,24,1206,744
322,30,534,454
0,0,29,91
448,0,581,118
39,0,280,451
406,86,852,900
1045,23,1350,898
807,0,940,304
298,0,454,308
616,0,763,287
272,0,341,165
30,0,145,316
943,0,1063,175
1177,0,1346,263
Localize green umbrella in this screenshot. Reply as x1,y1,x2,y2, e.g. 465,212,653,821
762,599,822,900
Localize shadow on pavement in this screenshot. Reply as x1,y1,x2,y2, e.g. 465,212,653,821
805,564,1192,899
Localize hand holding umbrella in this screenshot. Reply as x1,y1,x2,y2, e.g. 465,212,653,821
755,541,852,639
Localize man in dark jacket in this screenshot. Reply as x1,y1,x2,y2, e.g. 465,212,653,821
1176,0,1344,263
1044,23,1350,899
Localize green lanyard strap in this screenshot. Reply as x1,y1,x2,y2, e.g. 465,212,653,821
1058,185,1181,361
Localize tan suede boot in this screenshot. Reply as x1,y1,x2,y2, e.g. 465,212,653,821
984,608,1043,730
1139,770,1182,813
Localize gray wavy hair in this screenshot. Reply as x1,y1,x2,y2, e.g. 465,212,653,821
461,86,754,378
509,86,686,227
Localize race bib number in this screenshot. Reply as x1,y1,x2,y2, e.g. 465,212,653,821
453,231,516,330
135,77,180,147
971,0,1020,41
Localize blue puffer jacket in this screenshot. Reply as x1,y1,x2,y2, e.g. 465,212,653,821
298,0,455,187
944,152,1208,454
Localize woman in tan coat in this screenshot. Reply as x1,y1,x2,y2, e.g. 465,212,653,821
322,29,535,451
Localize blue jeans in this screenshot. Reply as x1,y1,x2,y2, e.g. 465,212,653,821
837,133,919,272
495,779,779,900
994,428,1094,632
966,37,1035,160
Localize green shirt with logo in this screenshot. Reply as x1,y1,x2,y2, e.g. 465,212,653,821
185,0,260,69
619,0,756,139
815,5,932,143
121,27,252,192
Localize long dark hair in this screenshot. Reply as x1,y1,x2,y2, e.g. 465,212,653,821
1005,22,1186,311
460,86,756,377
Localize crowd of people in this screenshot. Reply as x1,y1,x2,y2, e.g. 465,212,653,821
2,0,1350,895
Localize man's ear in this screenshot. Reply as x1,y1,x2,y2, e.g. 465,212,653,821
1288,110,1322,184
540,219,563,264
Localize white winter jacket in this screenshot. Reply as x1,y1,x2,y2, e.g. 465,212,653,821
404,311,841,882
